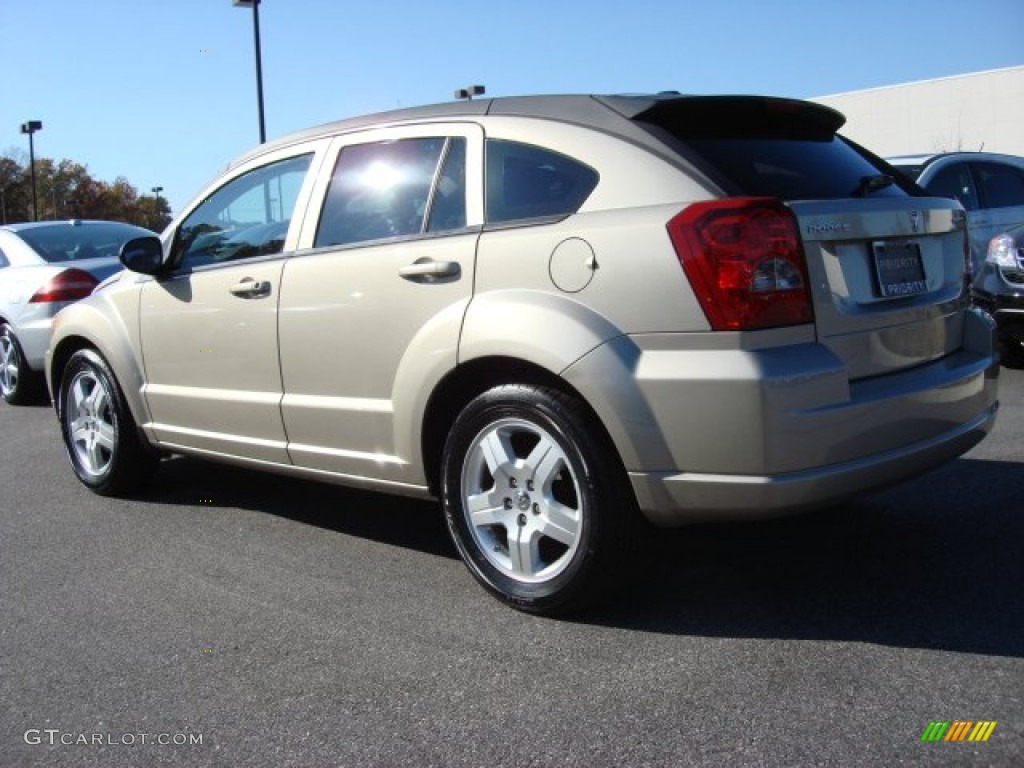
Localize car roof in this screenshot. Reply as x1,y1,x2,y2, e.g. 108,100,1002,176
0,219,148,234
887,151,1024,167
225,93,847,172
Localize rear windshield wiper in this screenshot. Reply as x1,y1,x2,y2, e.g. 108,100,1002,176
853,174,895,197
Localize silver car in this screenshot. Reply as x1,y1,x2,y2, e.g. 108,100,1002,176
46,95,999,614
887,152,1024,276
0,220,153,404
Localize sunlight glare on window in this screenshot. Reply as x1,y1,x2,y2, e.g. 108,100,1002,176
361,161,403,191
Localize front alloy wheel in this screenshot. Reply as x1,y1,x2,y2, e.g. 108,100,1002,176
59,349,158,495
65,364,118,479
442,384,631,615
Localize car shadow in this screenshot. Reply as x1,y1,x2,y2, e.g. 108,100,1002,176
590,457,1024,658
133,454,457,560
132,453,1022,657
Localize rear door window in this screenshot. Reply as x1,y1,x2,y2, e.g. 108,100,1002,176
925,163,980,210
315,137,458,248
485,140,598,224
972,162,1024,209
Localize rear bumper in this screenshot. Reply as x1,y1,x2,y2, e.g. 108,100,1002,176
629,401,996,525
564,309,999,527
7,303,64,370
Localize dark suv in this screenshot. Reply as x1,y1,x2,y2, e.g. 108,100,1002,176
887,152,1024,367
976,225,1024,366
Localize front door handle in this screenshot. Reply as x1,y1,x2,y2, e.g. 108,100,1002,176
229,278,272,298
398,259,460,281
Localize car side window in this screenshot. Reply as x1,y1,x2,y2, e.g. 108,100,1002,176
315,137,454,248
0,247,8,268
426,138,467,233
485,140,598,224
973,162,1024,209
924,163,979,211
174,153,313,271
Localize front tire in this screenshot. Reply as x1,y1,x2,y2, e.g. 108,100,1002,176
442,384,632,615
58,348,158,495
0,324,44,405
1000,337,1024,369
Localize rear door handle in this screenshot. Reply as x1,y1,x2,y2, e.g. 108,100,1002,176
229,278,272,298
398,259,460,281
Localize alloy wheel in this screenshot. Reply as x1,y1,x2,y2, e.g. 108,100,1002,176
0,332,19,397
65,367,117,478
460,417,584,584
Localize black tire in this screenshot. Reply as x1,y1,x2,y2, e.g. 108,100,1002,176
0,324,44,405
58,348,158,495
1000,337,1024,369
441,384,633,615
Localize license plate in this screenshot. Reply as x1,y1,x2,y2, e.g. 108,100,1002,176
873,241,926,298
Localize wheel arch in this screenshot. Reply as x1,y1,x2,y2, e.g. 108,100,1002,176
420,356,624,497
47,305,151,431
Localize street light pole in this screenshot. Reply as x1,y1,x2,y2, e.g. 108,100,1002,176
20,120,42,222
151,186,165,229
233,0,266,144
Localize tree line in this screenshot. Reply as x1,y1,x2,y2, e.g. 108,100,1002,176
0,151,172,232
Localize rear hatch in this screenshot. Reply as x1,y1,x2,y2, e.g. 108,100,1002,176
624,95,969,380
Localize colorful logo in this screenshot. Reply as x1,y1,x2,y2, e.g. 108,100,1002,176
921,721,997,742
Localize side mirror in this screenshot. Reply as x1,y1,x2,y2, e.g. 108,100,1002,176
119,236,164,275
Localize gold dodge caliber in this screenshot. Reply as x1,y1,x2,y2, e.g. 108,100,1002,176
46,94,1000,614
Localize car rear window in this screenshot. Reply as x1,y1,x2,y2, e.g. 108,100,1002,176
973,162,1024,209
15,222,149,263
634,97,914,201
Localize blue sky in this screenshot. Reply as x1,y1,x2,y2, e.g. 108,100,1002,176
3,0,1022,215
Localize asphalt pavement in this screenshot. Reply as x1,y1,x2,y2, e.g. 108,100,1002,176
2,370,1022,767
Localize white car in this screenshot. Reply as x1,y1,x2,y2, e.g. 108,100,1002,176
0,220,154,404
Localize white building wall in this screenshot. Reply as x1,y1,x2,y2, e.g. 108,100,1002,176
813,66,1024,158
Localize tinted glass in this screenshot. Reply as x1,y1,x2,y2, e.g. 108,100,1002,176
15,221,151,263
0,248,8,268
889,163,923,182
679,137,910,200
973,162,1024,209
175,153,313,270
315,138,447,248
486,140,599,224
426,138,467,233
925,164,979,211
636,98,911,201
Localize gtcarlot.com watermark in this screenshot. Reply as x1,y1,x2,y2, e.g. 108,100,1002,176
24,729,203,747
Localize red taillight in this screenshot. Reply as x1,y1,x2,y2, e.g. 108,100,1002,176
28,268,99,304
667,198,813,331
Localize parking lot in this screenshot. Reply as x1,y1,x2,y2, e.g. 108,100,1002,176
2,369,1022,767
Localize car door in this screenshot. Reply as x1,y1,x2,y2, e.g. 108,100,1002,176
971,160,1024,253
139,145,325,462
278,124,483,486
